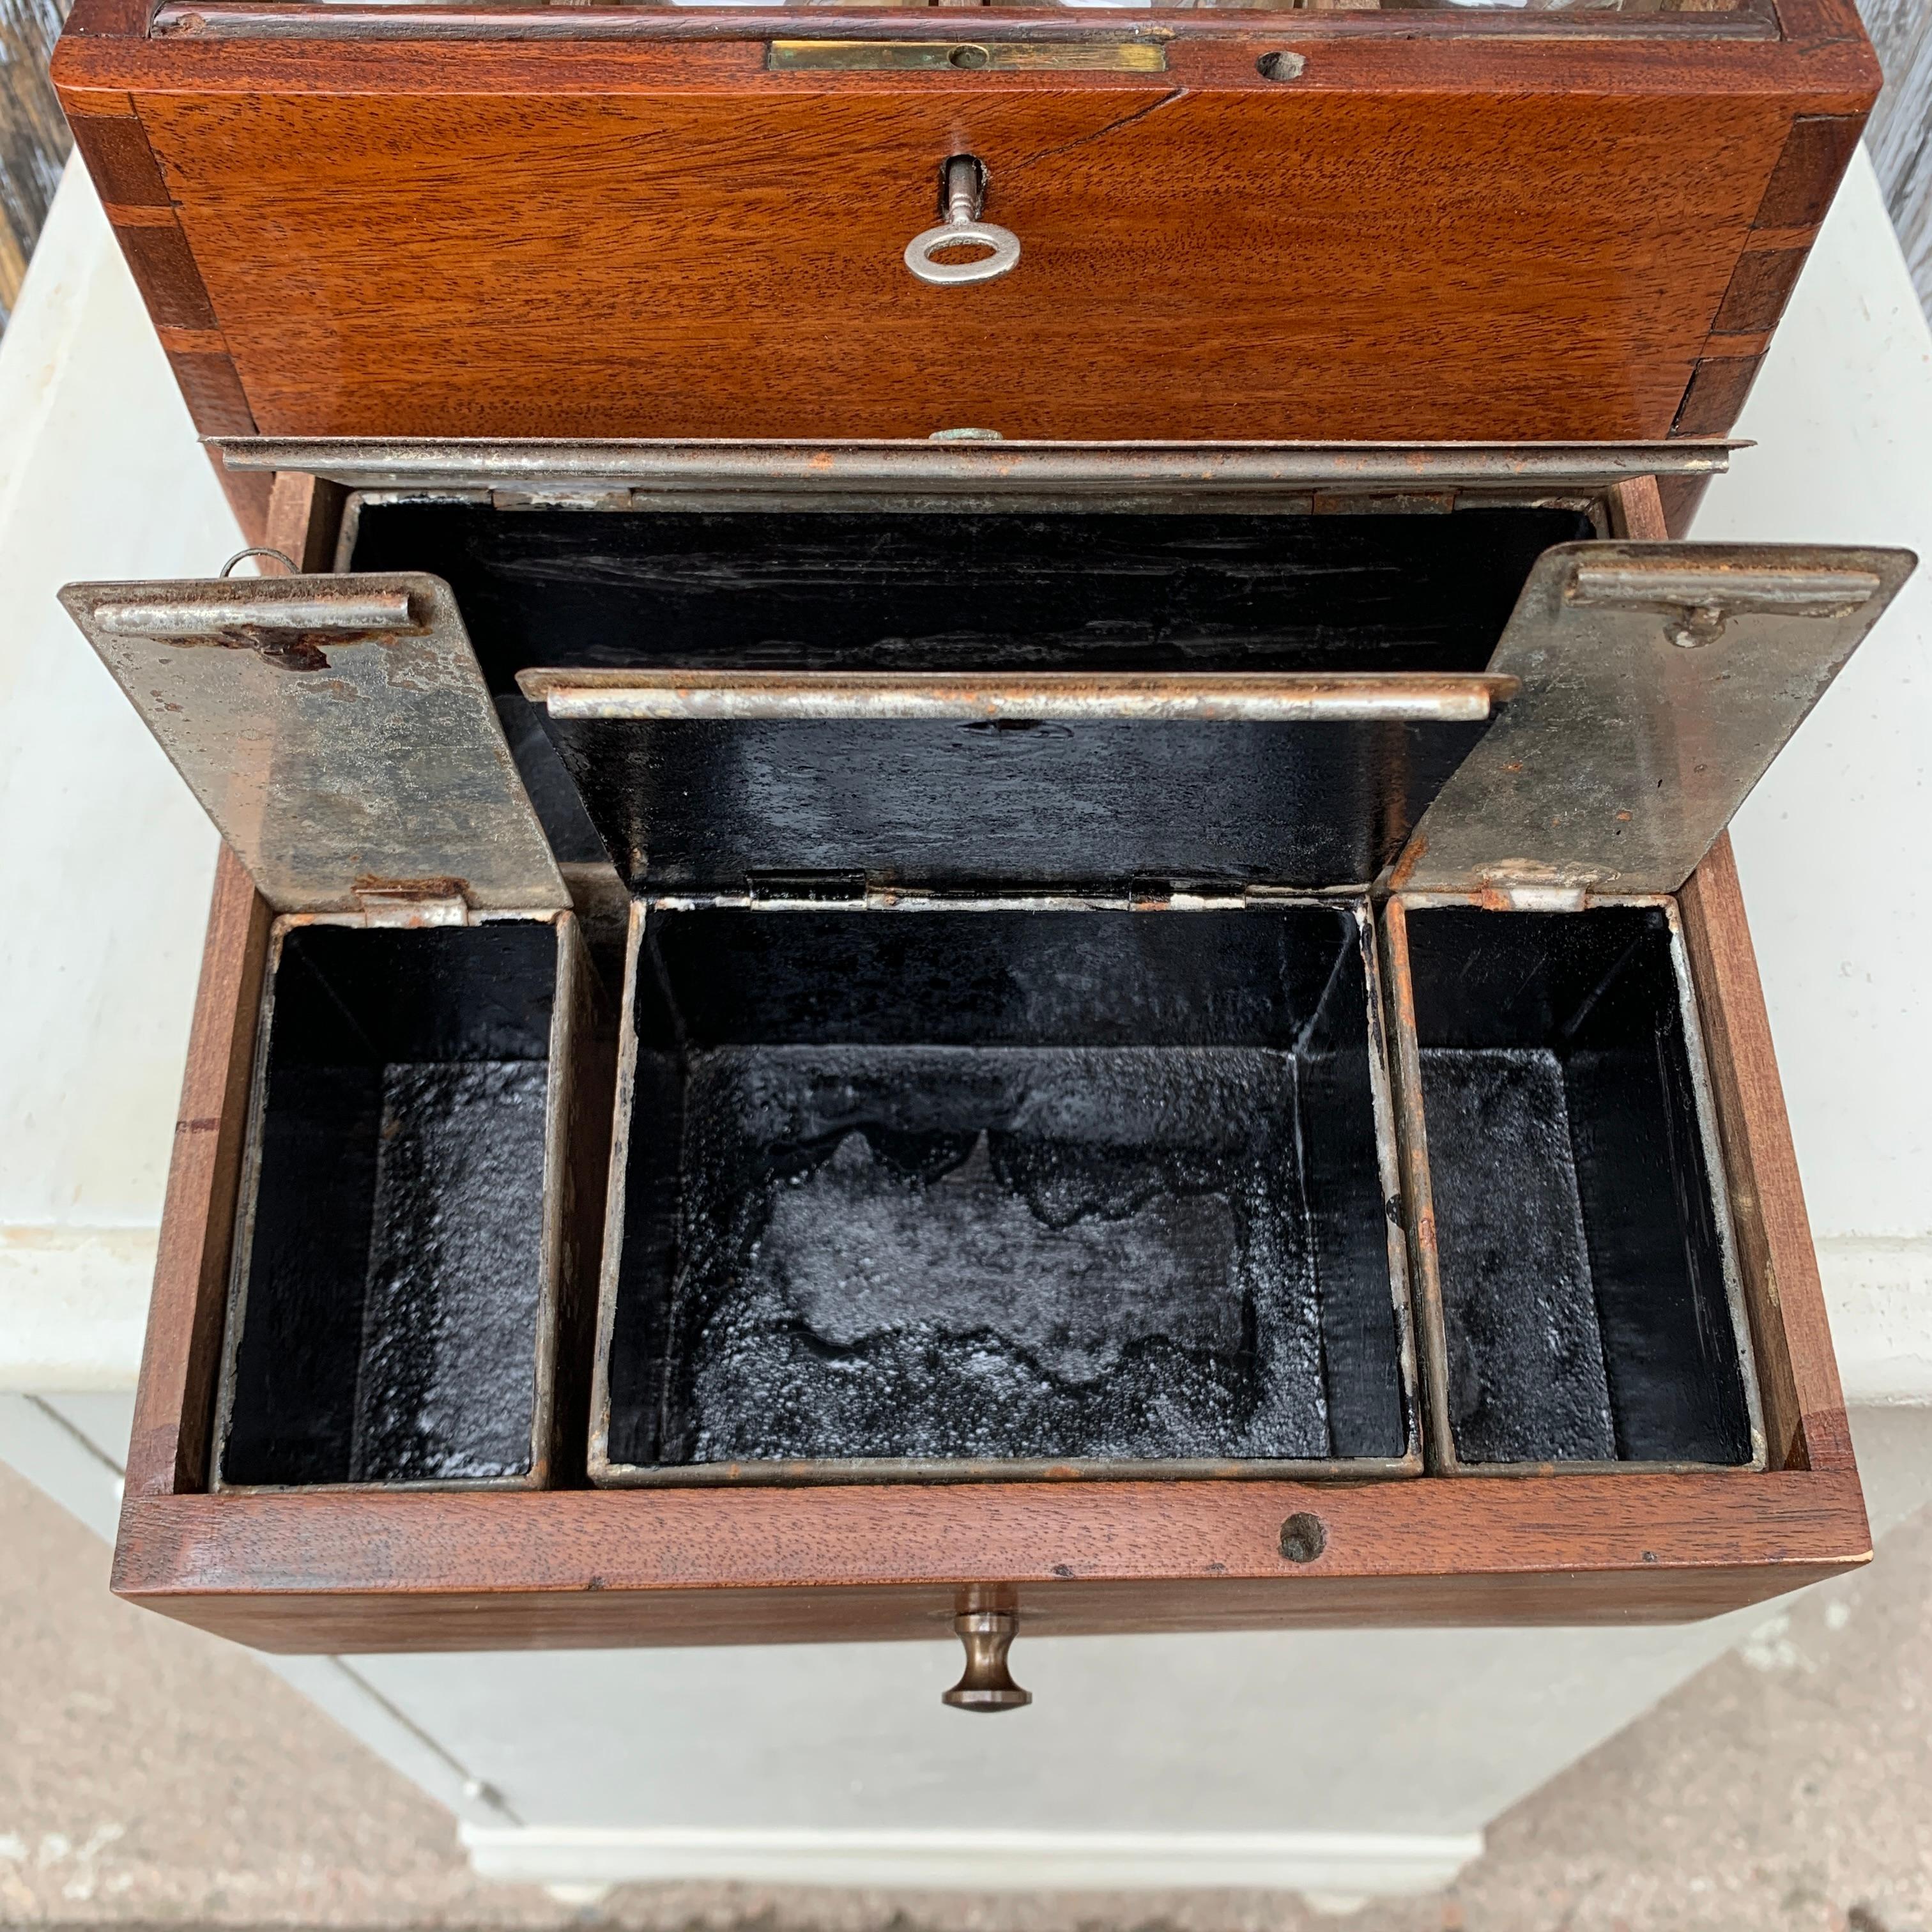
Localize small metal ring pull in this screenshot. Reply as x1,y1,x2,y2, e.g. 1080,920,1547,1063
941,1607,1031,1712
905,155,1020,288
220,547,300,578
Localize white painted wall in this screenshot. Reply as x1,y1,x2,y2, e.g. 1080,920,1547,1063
3,149,1929,1904
0,159,225,1392
1695,151,1932,1399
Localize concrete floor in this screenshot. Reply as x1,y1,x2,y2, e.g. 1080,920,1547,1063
3,1463,1929,1932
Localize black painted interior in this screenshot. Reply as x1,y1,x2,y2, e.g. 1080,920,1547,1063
349,502,1592,891
553,713,1493,896
221,921,559,1487
310,501,1757,1485
348,503,1596,687
604,905,1408,1476
1404,907,1752,1466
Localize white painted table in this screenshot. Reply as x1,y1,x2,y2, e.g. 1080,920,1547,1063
4,150,1929,1907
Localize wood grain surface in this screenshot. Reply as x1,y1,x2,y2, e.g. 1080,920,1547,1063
114,1468,1868,1653
49,24,1878,444
63,95,270,535
121,845,269,1506
1680,832,1858,1477
262,468,346,571
1608,475,1671,542
110,831,1871,1652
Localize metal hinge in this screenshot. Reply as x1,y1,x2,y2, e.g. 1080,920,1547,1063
1566,560,1885,648
353,878,474,926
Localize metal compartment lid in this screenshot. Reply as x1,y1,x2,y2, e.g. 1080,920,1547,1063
1395,541,1918,898
59,572,569,916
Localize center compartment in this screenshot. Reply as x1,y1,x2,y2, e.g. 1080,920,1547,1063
595,901,1411,1483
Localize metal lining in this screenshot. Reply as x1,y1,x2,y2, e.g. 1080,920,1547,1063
212,910,588,1494
589,893,1423,1487
213,437,1742,500
1381,892,1766,1478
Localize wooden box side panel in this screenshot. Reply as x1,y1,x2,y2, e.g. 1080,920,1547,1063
123,846,270,1503
1679,832,1857,1477
127,1560,1864,1655
50,29,1874,447
56,91,270,541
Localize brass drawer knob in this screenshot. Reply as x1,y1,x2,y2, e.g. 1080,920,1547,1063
942,1608,1031,1712
905,155,1020,288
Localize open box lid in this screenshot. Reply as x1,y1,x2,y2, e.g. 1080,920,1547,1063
59,573,569,916
1395,542,1917,898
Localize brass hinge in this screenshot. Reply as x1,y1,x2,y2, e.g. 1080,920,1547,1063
766,38,1167,72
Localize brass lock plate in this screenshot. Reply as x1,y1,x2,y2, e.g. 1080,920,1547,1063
765,38,1168,71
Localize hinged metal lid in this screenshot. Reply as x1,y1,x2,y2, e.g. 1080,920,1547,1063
60,573,569,916
1396,541,1917,896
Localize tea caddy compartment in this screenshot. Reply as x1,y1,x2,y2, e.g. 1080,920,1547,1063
1379,536,1919,1480
61,571,614,1494
588,896,1413,1486
68,442,1915,1673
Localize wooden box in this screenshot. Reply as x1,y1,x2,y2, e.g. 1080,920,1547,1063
50,0,1882,547
62,444,1914,1697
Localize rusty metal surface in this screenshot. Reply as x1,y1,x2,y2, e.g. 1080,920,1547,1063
92,586,417,638
214,438,1740,503
59,573,568,916
520,669,1515,725
1396,542,1917,896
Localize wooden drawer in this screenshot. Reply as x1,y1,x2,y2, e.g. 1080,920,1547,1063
52,0,1878,465
93,463,1887,1675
